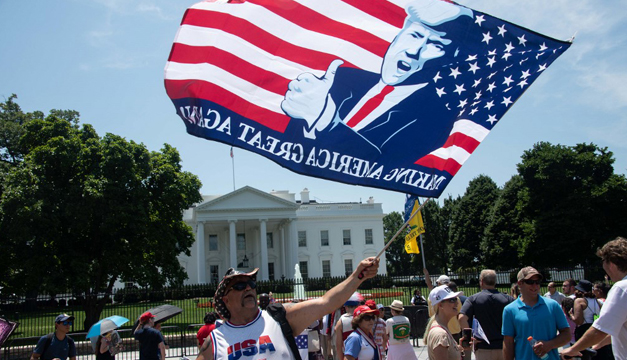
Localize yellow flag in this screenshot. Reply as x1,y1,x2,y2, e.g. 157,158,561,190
404,198,425,254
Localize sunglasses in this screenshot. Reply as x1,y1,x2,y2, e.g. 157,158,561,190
59,321,73,326
524,279,542,285
228,279,257,292
445,298,458,303
361,314,375,321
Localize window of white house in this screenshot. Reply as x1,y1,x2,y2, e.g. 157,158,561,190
237,233,246,251
268,262,275,280
267,232,273,249
209,234,218,251
365,229,373,245
298,231,307,247
343,229,351,245
322,260,331,278
344,259,353,276
321,230,329,246
299,261,309,279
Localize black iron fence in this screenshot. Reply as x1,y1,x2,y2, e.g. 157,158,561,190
0,266,604,359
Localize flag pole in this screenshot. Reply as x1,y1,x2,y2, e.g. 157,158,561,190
418,232,426,268
230,147,235,191
375,198,431,260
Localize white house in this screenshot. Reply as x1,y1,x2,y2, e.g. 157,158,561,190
178,186,387,283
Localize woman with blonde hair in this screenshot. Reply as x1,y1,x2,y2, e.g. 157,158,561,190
424,285,469,360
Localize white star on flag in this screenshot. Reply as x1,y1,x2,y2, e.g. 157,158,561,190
449,67,462,79
497,24,507,37
482,32,493,44
518,34,527,46
475,14,485,26
433,71,442,83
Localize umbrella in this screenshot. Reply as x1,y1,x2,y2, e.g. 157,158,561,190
86,315,129,339
132,304,183,331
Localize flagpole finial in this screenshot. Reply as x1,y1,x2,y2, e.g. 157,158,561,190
568,31,577,43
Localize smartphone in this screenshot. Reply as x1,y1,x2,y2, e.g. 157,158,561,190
462,328,472,347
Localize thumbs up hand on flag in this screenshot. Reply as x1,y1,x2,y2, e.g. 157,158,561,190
281,59,343,138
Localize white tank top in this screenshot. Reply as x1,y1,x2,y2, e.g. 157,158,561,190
340,314,354,340
210,310,293,359
583,298,600,324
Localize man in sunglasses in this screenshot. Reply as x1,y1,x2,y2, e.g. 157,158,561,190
30,314,77,360
198,257,379,360
502,266,570,360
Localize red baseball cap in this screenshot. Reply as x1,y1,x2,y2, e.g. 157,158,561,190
140,311,155,323
365,300,377,310
353,305,379,318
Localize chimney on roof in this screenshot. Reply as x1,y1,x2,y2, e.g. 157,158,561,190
367,196,374,204
300,188,310,204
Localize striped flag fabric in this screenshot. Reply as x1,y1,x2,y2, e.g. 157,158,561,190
165,0,571,198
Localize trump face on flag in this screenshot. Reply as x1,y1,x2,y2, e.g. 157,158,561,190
282,0,472,150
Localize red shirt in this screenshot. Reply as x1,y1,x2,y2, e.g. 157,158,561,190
196,324,215,347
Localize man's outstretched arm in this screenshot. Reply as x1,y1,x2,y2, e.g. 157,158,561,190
286,257,379,335
196,334,215,360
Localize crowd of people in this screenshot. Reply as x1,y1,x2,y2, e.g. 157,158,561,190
191,236,626,360
28,237,626,360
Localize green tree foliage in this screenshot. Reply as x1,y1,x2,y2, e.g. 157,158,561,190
449,175,500,270
481,175,528,268
516,142,627,267
0,97,203,330
383,211,413,276
0,94,43,169
420,197,458,273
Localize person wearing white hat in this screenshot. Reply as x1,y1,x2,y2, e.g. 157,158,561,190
424,285,467,360
385,300,417,360
424,269,463,346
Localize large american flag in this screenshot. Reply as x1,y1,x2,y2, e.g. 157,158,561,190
165,0,570,198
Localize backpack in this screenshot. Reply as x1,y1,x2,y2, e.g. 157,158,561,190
266,303,303,360
40,333,75,360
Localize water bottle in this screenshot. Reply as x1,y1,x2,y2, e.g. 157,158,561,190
527,336,549,359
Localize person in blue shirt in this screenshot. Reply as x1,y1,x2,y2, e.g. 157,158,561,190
134,312,165,360
30,314,77,360
502,267,570,360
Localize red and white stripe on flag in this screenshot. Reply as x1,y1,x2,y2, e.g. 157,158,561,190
165,0,405,132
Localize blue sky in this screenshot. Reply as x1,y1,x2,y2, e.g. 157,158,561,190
1,0,625,214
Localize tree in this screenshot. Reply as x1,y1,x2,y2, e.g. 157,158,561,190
0,100,202,330
383,211,415,276
481,175,528,268
516,142,627,267
448,175,500,270
420,197,458,273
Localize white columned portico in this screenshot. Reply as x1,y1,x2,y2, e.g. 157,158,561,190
196,221,206,283
259,219,268,281
229,219,237,269
288,218,298,277
279,225,286,278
